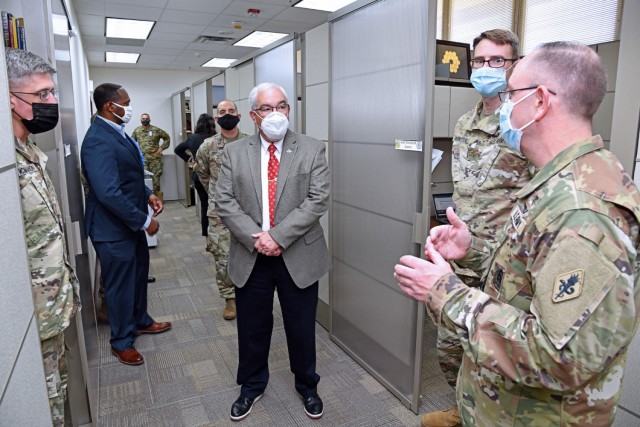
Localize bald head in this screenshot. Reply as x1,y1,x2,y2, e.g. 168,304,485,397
524,42,606,120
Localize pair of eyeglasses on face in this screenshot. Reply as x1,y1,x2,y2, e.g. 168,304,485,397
11,89,58,101
254,103,289,115
498,86,557,103
469,57,517,69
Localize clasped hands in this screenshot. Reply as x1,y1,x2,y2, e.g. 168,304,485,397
252,231,282,256
394,207,471,302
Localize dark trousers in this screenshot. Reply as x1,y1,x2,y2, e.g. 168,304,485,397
194,179,209,236
93,231,154,350
235,254,320,399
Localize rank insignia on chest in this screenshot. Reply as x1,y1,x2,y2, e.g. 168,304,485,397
148,131,153,136
510,204,525,234
552,269,584,303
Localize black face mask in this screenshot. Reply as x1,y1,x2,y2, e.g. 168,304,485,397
21,102,59,134
141,119,150,126
216,114,240,131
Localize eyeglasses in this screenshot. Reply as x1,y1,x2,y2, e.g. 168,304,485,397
498,86,557,103
11,89,58,101
254,103,289,115
470,57,517,69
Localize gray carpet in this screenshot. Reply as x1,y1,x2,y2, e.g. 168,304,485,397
97,201,454,426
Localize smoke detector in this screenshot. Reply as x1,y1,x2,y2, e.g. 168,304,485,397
232,21,245,29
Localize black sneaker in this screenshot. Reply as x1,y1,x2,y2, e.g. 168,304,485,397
301,394,323,419
230,394,262,421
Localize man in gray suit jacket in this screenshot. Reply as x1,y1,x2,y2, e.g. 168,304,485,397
215,82,330,421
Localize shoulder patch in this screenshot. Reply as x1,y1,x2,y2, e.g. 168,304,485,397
552,269,584,303
532,231,619,349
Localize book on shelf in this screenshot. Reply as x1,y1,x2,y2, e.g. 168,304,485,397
16,17,25,50
1,11,10,48
1,10,26,49
10,15,18,48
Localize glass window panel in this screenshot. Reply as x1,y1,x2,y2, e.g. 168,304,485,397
449,0,513,47
521,0,621,54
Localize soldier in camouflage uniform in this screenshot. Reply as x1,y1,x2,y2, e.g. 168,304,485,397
396,42,640,426
428,30,533,427
132,113,170,198
195,100,248,320
7,48,80,426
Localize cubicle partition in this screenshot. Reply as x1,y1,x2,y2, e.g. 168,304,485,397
328,0,436,413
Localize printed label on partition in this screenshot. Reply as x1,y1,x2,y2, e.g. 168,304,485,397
395,139,423,152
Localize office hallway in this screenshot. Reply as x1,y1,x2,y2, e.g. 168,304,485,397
96,201,454,426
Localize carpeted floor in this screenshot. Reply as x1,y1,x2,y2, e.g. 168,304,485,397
96,201,455,426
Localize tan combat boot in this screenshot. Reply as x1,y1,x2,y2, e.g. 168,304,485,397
421,407,461,427
223,298,237,320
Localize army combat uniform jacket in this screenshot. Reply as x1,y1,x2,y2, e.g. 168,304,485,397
131,125,170,160
428,136,640,426
452,101,534,282
195,131,248,218
16,138,80,340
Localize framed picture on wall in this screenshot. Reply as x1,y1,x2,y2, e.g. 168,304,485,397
435,39,471,81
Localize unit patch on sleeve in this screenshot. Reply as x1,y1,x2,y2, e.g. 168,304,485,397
552,269,584,303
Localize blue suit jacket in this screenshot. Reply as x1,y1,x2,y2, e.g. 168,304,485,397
81,117,152,242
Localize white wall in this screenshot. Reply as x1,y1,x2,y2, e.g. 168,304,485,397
89,67,211,153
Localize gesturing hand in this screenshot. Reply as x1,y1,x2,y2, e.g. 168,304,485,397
394,241,452,302
428,207,471,261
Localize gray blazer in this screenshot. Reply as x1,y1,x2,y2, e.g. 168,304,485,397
214,130,330,288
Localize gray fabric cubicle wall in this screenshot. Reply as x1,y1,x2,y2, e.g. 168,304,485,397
329,0,433,412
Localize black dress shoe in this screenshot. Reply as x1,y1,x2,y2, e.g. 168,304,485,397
230,394,262,421
147,276,156,283
301,394,323,419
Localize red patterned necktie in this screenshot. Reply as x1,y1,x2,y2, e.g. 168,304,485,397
268,144,279,228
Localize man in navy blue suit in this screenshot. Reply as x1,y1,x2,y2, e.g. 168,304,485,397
81,83,171,365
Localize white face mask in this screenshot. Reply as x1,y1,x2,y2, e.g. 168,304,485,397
258,111,289,141
112,102,133,124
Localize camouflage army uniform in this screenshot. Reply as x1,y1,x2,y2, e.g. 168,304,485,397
439,100,536,387
426,136,640,426
195,131,248,299
132,125,170,196
16,138,81,426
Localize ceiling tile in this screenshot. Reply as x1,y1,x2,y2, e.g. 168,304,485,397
107,0,168,7
147,31,196,42
153,22,207,35
209,14,266,31
165,0,233,13
222,1,288,20
104,3,164,20
144,39,189,50
78,24,104,37
159,9,217,26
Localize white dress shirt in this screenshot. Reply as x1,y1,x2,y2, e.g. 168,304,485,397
260,135,283,231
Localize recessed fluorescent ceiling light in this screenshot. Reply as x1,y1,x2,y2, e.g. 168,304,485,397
234,31,288,48
294,0,357,12
106,52,140,63
106,18,154,39
202,58,236,68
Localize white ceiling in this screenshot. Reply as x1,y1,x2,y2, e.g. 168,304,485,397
72,0,331,71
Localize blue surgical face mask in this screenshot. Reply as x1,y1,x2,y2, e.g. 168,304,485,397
470,67,507,98
499,89,537,154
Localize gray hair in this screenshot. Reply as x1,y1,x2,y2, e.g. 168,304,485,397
528,41,606,120
5,48,56,87
248,82,288,110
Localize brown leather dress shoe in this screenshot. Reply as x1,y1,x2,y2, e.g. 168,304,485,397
111,347,144,365
137,321,172,334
